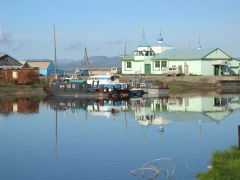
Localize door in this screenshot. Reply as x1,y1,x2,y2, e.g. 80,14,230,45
145,64,151,75
214,65,220,76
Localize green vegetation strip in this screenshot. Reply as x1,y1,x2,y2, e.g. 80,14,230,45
168,84,183,93
0,80,47,90
197,146,240,180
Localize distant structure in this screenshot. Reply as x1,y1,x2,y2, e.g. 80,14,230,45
0,53,40,84
122,30,239,76
19,60,64,76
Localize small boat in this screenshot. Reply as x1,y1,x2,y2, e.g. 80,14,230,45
87,74,127,89
44,79,129,100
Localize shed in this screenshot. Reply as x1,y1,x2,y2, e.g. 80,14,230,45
1,66,40,85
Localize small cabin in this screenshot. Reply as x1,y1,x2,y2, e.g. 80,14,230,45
1,62,40,85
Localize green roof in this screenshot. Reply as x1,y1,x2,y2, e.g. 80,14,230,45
152,48,219,60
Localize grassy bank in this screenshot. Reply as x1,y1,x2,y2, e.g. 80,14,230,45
0,80,47,96
0,80,47,90
168,84,183,93
197,146,240,180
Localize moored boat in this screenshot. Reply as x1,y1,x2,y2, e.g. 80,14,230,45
44,79,129,100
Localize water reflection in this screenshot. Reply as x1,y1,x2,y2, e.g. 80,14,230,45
0,95,240,179
0,97,41,114
1,95,239,122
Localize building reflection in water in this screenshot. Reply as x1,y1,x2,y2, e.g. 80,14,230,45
0,97,40,114
46,95,240,124
46,95,240,144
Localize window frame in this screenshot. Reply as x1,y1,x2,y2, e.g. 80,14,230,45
161,60,167,70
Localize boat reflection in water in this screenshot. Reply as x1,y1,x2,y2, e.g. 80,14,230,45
46,97,127,118
46,95,240,123
45,95,240,145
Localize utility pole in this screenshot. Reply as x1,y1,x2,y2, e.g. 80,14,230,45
124,38,127,57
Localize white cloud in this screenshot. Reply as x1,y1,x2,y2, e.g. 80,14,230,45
0,27,11,44
0,26,26,51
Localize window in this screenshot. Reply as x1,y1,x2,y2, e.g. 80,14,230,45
155,61,160,68
161,61,167,70
126,61,131,69
12,71,18,78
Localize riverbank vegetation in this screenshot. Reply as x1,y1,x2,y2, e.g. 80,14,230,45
197,146,240,180
0,79,47,96
0,79,46,90
168,84,183,93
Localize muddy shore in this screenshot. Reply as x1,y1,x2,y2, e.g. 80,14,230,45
0,76,239,97
0,88,46,97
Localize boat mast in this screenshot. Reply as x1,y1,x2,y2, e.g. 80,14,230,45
53,25,58,79
84,32,91,74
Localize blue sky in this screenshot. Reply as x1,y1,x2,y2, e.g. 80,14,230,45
0,0,240,60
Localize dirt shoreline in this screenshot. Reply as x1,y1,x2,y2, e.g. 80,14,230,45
0,88,47,97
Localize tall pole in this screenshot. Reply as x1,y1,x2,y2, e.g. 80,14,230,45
53,25,57,79
124,38,127,57
84,32,91,74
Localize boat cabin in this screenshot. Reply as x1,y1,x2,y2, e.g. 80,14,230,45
87,74,127,89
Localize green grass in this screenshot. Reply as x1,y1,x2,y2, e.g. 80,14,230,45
0,80,18,89
29,79,47,89
197,146,240,180
168,84,183,93
0,79,47,90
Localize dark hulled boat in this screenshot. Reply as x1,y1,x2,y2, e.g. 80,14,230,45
44,79,130,100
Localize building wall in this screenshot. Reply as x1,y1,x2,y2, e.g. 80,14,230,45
122,60,145,74
151,46,173,54
151,60,203,75
2,68,40,84
204,49,230,59
122,56,153,74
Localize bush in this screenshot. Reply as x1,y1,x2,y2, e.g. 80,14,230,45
197,146,240,180
30,79,47,89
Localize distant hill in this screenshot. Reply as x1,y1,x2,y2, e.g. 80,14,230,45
58,56,121,69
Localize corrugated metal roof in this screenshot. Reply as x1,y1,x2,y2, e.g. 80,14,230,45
152,48,216,60
19,61,52,69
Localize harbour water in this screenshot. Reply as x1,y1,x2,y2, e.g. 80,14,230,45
0,95,239,180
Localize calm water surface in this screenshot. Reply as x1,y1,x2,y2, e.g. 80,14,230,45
0,95,239,180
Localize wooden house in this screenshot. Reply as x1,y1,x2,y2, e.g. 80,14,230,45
0,53,40,85
1,62,40,85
